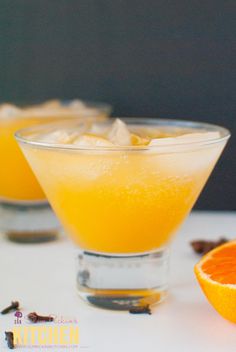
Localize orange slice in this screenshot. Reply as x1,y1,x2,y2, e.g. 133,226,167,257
130,134,150,146
194,240,236,323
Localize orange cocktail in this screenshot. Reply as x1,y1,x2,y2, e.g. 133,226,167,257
1,113,49,201
16,118,230,308
0,100,111,242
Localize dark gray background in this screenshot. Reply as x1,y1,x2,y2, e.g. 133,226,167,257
0,1,235,209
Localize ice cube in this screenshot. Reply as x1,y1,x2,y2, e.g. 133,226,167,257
88,122,109,136
73,134,114,147
38,100,62,109
148,131,223,177
67,99,98,116
0,104,22,118
68,99,86,109
149,132,221,146
108,119,131,146
36,130,79,144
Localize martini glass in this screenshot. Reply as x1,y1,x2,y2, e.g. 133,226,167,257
15,118,230,309
0,100,111,243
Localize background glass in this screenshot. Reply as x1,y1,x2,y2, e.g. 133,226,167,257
0,100,111,243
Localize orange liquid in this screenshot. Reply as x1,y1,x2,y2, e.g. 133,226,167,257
21,142,225,253
0,113,107,201
0,117,47,201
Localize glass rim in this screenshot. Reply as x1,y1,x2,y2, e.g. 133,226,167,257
15,117,231,152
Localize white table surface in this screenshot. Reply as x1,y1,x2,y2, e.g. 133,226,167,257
0,211,236,351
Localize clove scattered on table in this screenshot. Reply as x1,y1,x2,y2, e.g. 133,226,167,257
190,237,228,255
5,331,14,349
27,312,54,323
1,301,19,315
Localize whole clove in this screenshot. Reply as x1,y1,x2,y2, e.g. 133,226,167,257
27,312,54,323
5,331,14,349
129,305,151,315
190,237,228,255
1,301,19,315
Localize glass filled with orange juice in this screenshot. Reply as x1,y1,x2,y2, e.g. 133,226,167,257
16,118,230,309
0,100,111,242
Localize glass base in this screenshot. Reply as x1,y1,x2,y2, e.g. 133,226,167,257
77,248,169,310
0,200,60,243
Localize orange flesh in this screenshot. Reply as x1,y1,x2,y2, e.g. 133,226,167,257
201,245,236,284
